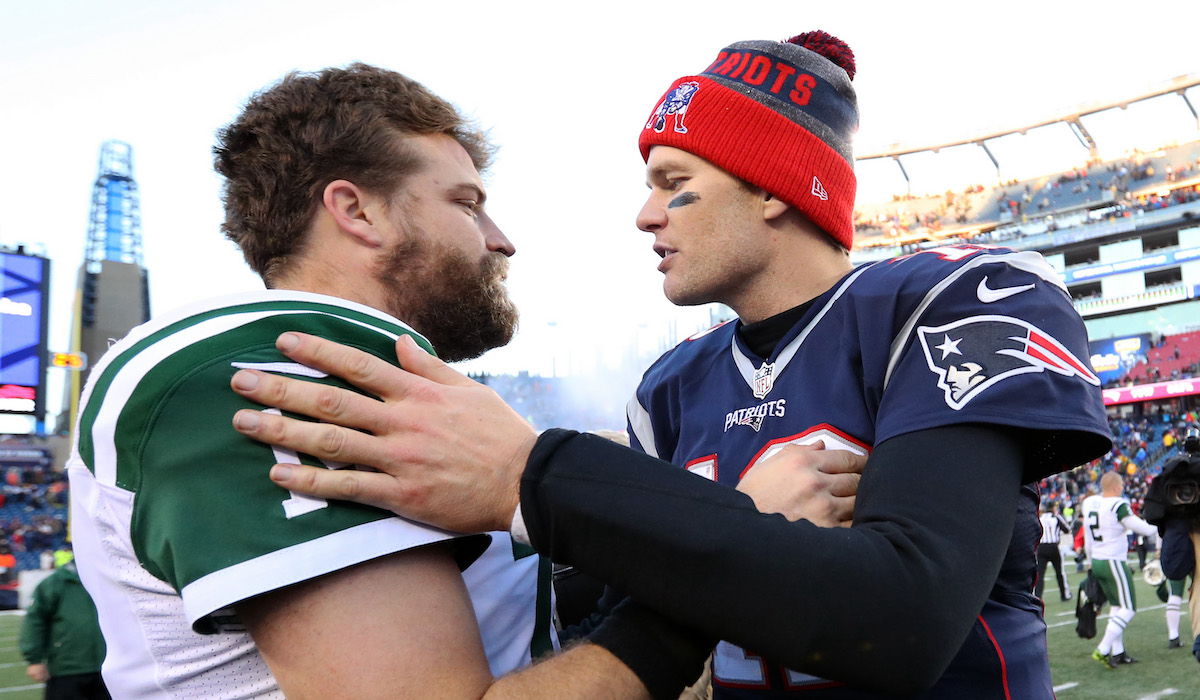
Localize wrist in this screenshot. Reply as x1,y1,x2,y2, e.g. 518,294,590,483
499,430,537,532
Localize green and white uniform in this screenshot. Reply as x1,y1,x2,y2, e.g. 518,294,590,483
68,290,556,699
1082,494,1157,610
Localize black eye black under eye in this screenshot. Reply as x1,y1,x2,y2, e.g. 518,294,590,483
668,192,700,208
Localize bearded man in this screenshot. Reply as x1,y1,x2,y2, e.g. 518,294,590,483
66,63,608,699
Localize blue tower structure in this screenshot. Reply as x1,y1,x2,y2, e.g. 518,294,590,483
78,139,150,331
85,140,145,274
62,141,152,433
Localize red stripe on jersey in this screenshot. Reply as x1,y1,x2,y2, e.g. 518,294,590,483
1025,343,1066,372
685,454,718,481
1029,330,1099,382
740,424,870,480
977,615,1012,700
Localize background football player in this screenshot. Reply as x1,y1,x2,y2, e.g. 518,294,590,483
1082,471,1161,668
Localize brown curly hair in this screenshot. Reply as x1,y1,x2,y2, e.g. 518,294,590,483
214,63,495,284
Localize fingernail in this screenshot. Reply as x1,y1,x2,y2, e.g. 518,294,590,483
278,333,299,352
401,334,416,348
270,465,292,481
234,411,261,430
231,371,259,391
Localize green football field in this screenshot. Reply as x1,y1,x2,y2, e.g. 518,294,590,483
0,611,41,699
0,560,1192,698
1042,564,1196,699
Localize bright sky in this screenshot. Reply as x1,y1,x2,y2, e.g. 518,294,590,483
3,0,1199,424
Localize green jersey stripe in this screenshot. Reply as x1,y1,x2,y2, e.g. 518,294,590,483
77,290,430,471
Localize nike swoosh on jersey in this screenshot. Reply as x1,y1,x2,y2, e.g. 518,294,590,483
976,277,1036,303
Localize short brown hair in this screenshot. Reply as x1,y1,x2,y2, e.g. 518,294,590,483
214,63,494,283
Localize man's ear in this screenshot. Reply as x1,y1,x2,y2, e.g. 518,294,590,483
323,179,384,248
762,191,790,222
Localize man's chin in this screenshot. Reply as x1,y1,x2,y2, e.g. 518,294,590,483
437,307,519,363
477,314,520,356
663,285,711,308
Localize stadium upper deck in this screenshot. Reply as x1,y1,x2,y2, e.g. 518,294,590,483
850,73,1200,261
851,138,1200,331
852,139,1200,257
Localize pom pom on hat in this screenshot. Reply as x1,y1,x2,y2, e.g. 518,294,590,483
786,31,856,80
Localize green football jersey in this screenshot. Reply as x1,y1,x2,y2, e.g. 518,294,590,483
68,290,556,698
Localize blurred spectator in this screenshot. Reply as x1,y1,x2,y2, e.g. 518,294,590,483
0,543,15,583
53,544,73,569
19,560,109,699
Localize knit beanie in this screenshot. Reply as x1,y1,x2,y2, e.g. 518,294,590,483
639,31,858,249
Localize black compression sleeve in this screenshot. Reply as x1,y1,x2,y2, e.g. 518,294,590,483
521,425,1024,695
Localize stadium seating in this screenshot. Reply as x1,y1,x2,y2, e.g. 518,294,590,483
0,441,70,576
1126,332,1200,383
854,140,1200,253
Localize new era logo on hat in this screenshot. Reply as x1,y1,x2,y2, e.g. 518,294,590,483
811,176,828,200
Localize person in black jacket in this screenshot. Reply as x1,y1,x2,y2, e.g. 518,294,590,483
1160,515,1199,661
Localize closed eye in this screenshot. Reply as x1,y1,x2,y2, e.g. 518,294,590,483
649,177,686,194
645,168,689,193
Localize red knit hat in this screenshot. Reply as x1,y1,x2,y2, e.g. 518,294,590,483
639,31,858,249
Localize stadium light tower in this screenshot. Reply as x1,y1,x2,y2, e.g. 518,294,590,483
85,140,145,272
60,140,152,433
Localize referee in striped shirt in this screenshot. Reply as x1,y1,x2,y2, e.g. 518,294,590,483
1036,501,1073,601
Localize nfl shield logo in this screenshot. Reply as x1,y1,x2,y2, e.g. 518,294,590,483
753,361,775,399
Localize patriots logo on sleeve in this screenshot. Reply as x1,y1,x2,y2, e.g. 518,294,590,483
917,315,1100,410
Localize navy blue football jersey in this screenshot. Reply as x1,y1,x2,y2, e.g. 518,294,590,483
627,245,1109,698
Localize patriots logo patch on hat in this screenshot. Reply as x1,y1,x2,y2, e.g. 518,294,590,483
917,315,1099,410
647,81,700,134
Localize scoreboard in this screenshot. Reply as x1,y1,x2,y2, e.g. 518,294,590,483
0,250,50,419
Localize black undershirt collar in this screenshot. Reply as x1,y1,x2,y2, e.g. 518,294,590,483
737,298,817,360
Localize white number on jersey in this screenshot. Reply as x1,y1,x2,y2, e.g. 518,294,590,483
260,407,351,519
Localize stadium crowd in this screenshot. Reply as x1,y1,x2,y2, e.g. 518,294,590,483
1099,330,1200,389
854,140,1200,251
1040,410,1200,522
0,435,71,575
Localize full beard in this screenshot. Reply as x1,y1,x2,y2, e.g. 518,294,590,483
374,233,519,363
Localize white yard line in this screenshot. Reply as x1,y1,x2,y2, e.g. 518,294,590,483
1047,602,1186,628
